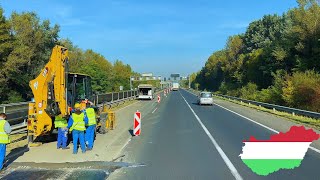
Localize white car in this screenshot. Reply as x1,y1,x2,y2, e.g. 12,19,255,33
198,92,213,105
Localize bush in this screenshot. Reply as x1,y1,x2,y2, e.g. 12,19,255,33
239,82,259,100
283,71,320,112
3,91,24,103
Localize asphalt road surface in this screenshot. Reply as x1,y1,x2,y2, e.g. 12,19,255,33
109,89,320,180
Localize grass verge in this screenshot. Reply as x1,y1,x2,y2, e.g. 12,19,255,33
186,88,320,130
216,96,320,130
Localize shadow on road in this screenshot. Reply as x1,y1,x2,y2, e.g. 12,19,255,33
128,129,134,136
4,145,29,169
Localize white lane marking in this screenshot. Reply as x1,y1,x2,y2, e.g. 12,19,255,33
119,138,131,153
183,89,320,154
152,107,158,114
115,101,140,112
180,92,243,180
214,103,278,133
213,103,320,154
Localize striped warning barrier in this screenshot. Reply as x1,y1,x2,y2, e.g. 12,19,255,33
133,111,141,136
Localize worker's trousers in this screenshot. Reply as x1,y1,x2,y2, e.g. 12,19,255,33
57,127,68,149
0,144,6,170
85,125,96,149
72,130,86,154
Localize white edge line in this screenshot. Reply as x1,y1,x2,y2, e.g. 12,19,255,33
184,89,320,154
179,91,243,180
119,138,131,152
152,107,158,114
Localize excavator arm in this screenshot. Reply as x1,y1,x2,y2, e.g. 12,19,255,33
28,45,69,138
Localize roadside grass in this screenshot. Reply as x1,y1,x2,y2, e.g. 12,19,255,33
186,88,320,130
216,96,320,130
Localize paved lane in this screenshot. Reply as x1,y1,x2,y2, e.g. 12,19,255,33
109,90,320,180
180,89,320,180
109,90,235,180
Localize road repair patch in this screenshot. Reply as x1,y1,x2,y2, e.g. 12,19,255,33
0,161,146,180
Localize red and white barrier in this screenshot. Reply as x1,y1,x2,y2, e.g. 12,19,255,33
157,95,161,103
133,111,141,136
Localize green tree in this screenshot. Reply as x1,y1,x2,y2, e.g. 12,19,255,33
112,60,132,91
0,7,12,102
2,11,59,102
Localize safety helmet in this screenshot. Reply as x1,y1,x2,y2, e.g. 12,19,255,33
74,103,81,109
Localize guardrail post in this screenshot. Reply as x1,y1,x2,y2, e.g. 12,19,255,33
127,91,129,99
118,92,120,100
249,102,251,105
2,106,5,113
112,93,114,102
259,105,261,108
96,95,99,104
292,112,295,116
273,108,276,112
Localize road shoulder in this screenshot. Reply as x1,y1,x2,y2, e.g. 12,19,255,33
184,89,320,150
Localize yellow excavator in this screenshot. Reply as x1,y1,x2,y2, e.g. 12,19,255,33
27,45,107,144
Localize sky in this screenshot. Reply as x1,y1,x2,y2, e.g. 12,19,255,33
1,0,298,77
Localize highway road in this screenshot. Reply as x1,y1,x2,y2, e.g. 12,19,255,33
109,89,320,180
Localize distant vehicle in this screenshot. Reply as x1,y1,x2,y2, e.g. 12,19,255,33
198,92,213,105
138,84,154,100
172,82,180,91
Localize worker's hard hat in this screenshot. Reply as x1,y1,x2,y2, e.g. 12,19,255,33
74,103,81,109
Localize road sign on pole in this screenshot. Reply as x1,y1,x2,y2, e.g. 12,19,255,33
134,111,141,136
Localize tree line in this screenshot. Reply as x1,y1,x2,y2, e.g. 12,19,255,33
191,0,320,112
0,7,136,103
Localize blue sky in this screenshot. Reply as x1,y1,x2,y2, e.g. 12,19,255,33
1,0,297,77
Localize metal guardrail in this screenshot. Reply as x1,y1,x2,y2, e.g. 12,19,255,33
215,94,320,119
186,88,320,119
0,90,140,135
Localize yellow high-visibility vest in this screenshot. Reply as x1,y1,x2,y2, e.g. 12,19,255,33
54,115,67,128
86,108,96,126
70,113,85,131
0,120,10,144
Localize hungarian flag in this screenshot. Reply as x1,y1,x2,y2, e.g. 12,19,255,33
240,126,320,176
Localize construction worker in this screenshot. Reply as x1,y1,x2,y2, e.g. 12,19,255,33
84,104,96,150
0,113,11,170
54,114,69,149
67,103,88,154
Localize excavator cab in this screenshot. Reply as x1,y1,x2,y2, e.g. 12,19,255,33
67,73,92,109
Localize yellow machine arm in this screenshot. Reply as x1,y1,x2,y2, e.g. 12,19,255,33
28,45,69,137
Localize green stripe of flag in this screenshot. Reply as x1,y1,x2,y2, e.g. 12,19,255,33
242,159,302,176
